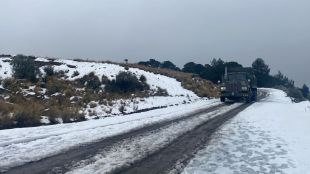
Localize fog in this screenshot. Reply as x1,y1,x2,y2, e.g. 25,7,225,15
0,0,309,86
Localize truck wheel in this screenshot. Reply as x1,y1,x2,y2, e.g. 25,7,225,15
251,92,257,101
246,97,251,103
220,97,225,102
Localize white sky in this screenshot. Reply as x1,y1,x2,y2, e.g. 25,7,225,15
0,0,309,86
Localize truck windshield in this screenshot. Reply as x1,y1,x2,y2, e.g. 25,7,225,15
227,73,246,81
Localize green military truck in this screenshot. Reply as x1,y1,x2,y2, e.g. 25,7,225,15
219,67,257,103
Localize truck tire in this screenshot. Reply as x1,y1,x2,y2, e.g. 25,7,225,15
246,96,251,103
251,91,257,101
220,97,225,102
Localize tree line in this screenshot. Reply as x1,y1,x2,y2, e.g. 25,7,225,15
138,58,309,101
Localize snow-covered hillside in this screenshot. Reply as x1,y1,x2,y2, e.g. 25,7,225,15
50,58,197,97
0,57,196,97
183,88,310,174
0,56,201,121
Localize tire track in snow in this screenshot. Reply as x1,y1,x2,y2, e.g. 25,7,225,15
65,104,242,174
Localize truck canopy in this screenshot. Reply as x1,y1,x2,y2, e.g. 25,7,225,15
223,67,257,87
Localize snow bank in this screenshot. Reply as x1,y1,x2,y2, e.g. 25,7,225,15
182,88,310,174
84,96,196,118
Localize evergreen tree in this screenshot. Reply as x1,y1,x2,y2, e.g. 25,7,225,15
302,84,309,98
252,58,270,87
11,55,37,82
252,58,270,75
161,61,180,71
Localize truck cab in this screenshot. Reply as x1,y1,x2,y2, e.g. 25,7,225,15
220,68,257,103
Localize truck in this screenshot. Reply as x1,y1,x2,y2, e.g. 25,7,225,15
219,67,257,103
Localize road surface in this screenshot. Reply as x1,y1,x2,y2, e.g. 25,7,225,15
4,100,259,174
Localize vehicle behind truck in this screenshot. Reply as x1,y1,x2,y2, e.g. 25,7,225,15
220,67,257,103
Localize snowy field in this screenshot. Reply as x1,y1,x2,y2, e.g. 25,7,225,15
0,99,220,172
182,88,310,174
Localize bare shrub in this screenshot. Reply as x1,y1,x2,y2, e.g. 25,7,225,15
14,102,43,127
46,77,69,95
47,106,85,124
89,102,97,108
0,101,14,129
72,70,80,78
2,78,19,91
119,105,125,113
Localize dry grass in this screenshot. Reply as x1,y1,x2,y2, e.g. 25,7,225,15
0,101,14,129
46,106,85,124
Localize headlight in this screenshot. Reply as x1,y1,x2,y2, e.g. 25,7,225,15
241,86,248,91
220,87,226,91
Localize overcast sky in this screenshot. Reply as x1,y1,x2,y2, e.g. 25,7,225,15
0,0,309,86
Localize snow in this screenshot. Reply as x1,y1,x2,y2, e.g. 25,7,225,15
40,58,197,97
0,57,12,79
35,57,50,62
40,116,51,124
0,56,202,120
1,56,197,97
0,99,220,172
66,103,241,174
182,88,310,174
84,96,197,118
0,56,207,128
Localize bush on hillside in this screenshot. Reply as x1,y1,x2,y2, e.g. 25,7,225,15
275,85,305,102
161,61,181,71
105,71,149,93
302,84,309,99
78,72,101,90
14,110,41,127
0,115,14,129
72,70,80,78
47,106,85,124
138,59,181,71
2,78,19,91
43,66,55,76
139,75,147,83
0,101,14,129
138,59,161,68
101,75,109,84
11,55,38,82
287,88,305,102
13,102,43,127
46,77,65,94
